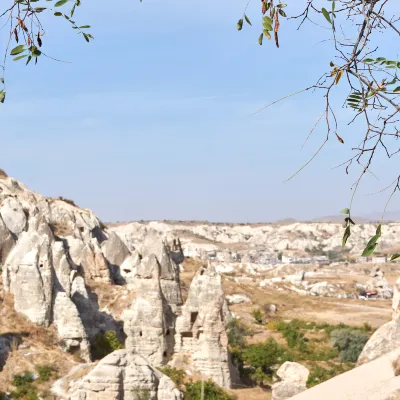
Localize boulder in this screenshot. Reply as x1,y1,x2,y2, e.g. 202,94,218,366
225,294,251,305
272,362,309,400
358,314,400,366
0,197,27,235
68,350,183,400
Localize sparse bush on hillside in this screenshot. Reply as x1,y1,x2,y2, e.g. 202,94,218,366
35,364,54,382
131,388,151,400
184,380,235,400
306,364,352,388
50,221,73,237
227,319,253,349
12,372,34,387
157,366,186,388
91,330,124,360
0,168,8,179
330,329,369,363
241,339,290,384
10,371,38,400
251,309,263,325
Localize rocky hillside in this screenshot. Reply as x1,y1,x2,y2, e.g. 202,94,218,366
109,220,400,261
0,173,238,399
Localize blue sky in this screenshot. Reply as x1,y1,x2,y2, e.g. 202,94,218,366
0,0,398,222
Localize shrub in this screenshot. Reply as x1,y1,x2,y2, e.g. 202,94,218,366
35,364,54,382
227,319,252,349
91,330,124,360
131,388,151,400
158,366,186,388
12,372,34,387
330,329,369,363
251,309,263,324
184,380,235,400
240,339,291,384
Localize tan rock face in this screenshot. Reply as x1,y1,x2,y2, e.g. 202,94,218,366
69,350,183,400
173,265,232,388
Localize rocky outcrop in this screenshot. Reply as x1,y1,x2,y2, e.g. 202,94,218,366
0,176,133,360
140,230,183,310
173,265,232,388
366,266,393,299
123,254,173,366
358,314,400,366
68,350,183,400
272,362,309,400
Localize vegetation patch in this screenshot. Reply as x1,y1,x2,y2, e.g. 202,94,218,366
157,366,186,388
0,168,8,179
91,330,124,360
184,380,235,400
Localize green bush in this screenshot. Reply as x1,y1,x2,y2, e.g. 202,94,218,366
12,372,34,387
184,380,235,400
158,366,186,388
226,319,252,349
240,339,291,384
251,309,263,324
330,329,369,362
131,388,151,400
35,364,54,382
91,330,124,360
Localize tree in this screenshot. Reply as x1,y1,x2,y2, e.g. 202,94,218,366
1,1,399,259
235,1,400,259
0,0,92,103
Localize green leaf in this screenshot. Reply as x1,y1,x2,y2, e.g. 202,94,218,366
278,9,287,17
54,12,62,16
236,19,243,31
277,3,287,8
35,7,46,12
362,243,377,257
332,0,335,11
342,226,351,248
391,254,400,261
263,30,271,40
244,15,252,26
0,90,5,103
79,25,91,29
258,33,263,46
55,0,69,6
83,32,90,42
321,8,331,23
26,55,32,65
10,45,25,56
263,16,273,25
0,78,4,84
363,58,374,63
13,55,27,61
393,86,400,93
340,208,350,214
349,218,355,225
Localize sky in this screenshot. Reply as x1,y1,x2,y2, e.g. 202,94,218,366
0,0,399,222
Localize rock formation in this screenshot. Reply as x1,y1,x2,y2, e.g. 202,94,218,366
173,264,232,388
365,266,393,299
0,176,133,360
68,350,183,400
123,254,174,366
358,314,400,366
271,362,309,400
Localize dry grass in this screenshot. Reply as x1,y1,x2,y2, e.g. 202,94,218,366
48,196,78,207
0,293,76,392
51,221,74,237
0,168,8,179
